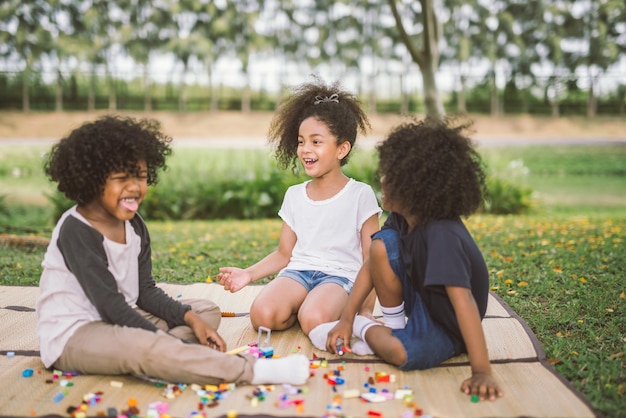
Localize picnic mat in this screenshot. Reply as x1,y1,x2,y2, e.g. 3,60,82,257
0,283,598,418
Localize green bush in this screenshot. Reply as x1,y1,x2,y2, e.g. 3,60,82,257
483,176,534,214
46,190,75,223
482,158,535,215
43,148,534,220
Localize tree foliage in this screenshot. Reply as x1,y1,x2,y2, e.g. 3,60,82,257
0,0,624,115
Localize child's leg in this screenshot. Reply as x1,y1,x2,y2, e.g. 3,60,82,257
249,276,307,331
298,282,349,334
369,235,404,309
135,298,221,343
349,232,407,355
55,321,309,385
360,323,407,366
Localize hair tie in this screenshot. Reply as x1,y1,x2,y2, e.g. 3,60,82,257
314,93,339,105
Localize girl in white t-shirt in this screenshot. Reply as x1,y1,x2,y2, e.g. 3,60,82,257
218,77,381,340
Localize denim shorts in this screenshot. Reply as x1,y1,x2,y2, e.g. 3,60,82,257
371,229,456,371
278,269,353,293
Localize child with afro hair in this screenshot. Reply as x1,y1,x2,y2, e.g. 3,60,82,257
218,77,381,342
37,115,310,386
319,117,504,401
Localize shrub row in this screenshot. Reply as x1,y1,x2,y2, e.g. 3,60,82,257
45,149,533,221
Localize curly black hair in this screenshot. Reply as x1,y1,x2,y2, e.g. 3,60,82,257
44,115,172,205
376,117,487,225
268,75,370,170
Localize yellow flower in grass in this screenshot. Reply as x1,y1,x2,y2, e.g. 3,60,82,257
504,279,513,285
206,276,213,283
579,277,587,284
517,281,529,287
553,266,563,273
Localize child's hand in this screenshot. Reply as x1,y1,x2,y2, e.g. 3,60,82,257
461,372,503,401
326,319,354,354
185,311,227,352
202,327,227,352
217,267,252,293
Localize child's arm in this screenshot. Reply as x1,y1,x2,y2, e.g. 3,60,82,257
446,286,504,401
60,218,161,331
218,222,296,293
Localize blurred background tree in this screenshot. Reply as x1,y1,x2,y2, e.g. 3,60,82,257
0,0,624,117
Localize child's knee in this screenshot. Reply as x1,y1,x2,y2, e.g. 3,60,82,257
297,308,332,335
186,299,221,329
250,303,284,330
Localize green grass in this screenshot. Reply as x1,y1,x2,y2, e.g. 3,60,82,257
2,215,624,416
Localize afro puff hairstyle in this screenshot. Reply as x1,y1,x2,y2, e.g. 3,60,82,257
376,117,487,226
268,75,370,171
44,115,172,205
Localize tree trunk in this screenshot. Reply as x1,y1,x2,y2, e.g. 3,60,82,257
422,60,444,117
586,74,597,118
21,65,30,112
143,65,152,112
368,72,377,115
241,72,251,113
490,70,499,116
457,74,467,114
88,65,96,112
551,100,560,118
178,83,187,112
108,73,117,111
207,65,218,113
55,76,63,112
178,62,188,112
387,0,444,119
400,73,409,114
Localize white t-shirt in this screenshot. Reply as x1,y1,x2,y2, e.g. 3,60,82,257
278,178,381,282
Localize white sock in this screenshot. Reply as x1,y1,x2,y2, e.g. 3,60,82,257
351,339,375,355
251,354,310,385
308,320,339,351
353,315,378,341
350,315,379,355
381,302,406,329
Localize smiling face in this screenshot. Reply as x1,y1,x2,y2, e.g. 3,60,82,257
297,117,350,178
94,160,149,223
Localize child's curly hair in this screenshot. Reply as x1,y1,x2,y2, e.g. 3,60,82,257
376,117,487,225
44,115,172,205
268,76,370,170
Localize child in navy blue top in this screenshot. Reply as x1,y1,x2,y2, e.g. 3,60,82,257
319,117,503,401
